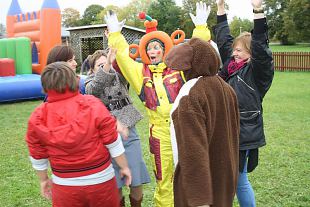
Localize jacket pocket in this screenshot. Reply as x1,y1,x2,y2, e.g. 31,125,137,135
240,110,260,125
163,74,184,103
139,79,159,110
239,110,264,148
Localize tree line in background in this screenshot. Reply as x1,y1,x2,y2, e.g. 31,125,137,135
1,0,307,44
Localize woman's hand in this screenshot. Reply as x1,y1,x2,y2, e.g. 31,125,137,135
216,0,225,15
252,0,263,9
103,48,117,72
107,48,117,66
216,0,224,7
120,166,132,187
117,120,129,140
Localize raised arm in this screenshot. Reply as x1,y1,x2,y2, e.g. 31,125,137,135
214,0,234,66
190,1,212,42
104,11,144,95
250,0,274,98
85,49,119,97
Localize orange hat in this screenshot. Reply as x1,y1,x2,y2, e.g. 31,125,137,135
129,12,185,65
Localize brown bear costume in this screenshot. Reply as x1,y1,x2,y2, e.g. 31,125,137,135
166,38,240,207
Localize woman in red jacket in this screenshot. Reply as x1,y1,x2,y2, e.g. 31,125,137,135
25,62,131,207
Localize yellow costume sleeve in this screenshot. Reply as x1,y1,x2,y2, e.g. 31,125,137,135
108,32,144,95
192,24,211,41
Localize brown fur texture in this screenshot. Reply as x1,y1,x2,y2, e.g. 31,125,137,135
168,38,240,207
165,38,221,80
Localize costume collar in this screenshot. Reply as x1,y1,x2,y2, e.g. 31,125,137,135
148,62,167,73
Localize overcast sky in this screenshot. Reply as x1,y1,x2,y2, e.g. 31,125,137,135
0,0,253,26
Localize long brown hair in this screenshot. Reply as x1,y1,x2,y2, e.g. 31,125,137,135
47,45,74,65
41,62,78,93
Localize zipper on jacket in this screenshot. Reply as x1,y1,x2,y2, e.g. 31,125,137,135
237,75,255,91
240,110,261,118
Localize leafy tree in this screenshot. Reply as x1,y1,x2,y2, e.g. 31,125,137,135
286,0,310,42
121,0,154,29
229,16,253,38
147,0,183,35
265,0,294,44
95,5,122,25
62,8,81,27
98,0,154,29
81,4,105,25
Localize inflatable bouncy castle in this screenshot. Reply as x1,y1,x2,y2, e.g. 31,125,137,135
6,0,61,74
0,0,61,102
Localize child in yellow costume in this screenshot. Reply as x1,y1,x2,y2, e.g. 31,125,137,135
105,4,213,206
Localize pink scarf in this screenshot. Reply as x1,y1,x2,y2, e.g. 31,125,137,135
228,59,247,76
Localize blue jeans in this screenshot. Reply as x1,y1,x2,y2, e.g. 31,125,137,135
237,150,256,207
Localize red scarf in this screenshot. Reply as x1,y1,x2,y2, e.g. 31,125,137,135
228,59,247,76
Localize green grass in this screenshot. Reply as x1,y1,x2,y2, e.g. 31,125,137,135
270,43,310,52
0,71,309,206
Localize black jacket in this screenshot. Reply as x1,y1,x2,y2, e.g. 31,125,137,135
214,15,274,150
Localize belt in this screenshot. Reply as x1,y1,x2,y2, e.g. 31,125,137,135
106,97,131,111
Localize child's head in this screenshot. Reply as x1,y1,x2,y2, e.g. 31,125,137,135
47,45,77,71
232,32,252,63
88,50,108,74
41,62,78,93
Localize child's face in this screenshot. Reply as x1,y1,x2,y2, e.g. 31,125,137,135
147,41,164,65
67,56,77,71
94,56,107,72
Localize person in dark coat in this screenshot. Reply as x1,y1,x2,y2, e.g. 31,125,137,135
166,37,240,207
214,0,274,206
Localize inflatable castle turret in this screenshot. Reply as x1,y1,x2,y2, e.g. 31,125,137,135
6,0,61,74
0,0,62,102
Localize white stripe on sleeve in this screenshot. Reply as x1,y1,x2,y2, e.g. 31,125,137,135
106,134,125,158
30,156,48,171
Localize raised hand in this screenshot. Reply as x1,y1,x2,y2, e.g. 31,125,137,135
107,48,117,66
216,0,224,7
104,10,126,33
189,1,211,26
216,0,225,15
251,0,263,9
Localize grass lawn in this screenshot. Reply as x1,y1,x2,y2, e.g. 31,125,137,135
270,43,310,52
0,71,309,206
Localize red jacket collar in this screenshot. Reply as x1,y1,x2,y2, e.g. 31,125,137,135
47,89,79,102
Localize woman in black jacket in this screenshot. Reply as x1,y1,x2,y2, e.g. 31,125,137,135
214,0,274,206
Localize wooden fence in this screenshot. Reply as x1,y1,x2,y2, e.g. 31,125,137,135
273,52,310,72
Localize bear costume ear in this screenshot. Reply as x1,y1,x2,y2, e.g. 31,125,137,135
164,43,193,71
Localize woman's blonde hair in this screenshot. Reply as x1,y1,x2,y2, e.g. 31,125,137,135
88,50,108,74
232,32,252,55
41,62,78,93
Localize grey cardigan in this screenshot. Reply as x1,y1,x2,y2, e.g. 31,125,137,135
85,66,143,128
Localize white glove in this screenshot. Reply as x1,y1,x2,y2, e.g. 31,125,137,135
104,10,126,33
189,1,211,26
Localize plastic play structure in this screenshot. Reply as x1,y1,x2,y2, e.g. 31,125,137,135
0,0,64,102
6,0,61,74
